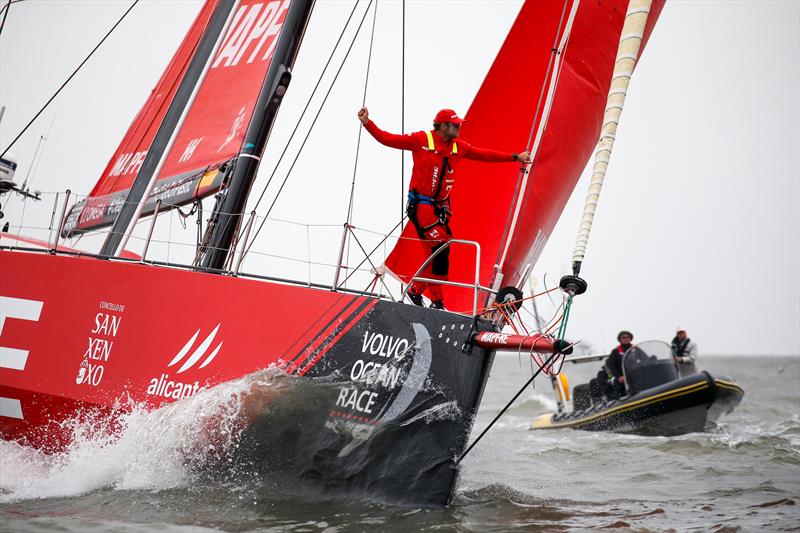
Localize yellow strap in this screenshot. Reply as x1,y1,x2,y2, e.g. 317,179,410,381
426,130,458,155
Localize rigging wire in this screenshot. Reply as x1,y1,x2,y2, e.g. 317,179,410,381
344,0,379,282
0,0,24,20
400,0,405,227
345,0,378,225
246,0,362,215
0,0,11,36
200,0,360,268
241,0,375,261
457,350,560,465
0,0,139,158
336,216,405,288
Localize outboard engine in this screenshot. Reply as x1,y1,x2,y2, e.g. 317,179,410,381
623,341,679,395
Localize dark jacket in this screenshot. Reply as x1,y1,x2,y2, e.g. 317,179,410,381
671,337,698,376
604,344,628,380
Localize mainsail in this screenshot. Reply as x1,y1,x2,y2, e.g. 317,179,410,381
63,0,293,236
384,0,663,313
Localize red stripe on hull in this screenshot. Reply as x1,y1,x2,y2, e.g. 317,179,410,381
281,294,363,368
298,299,378,376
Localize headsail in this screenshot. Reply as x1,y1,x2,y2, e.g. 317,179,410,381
64,0,293,236
383,0,663,313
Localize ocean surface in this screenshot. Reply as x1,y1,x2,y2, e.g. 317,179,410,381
1,355,798,532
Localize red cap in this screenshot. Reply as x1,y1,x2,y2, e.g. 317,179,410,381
434,109,464,125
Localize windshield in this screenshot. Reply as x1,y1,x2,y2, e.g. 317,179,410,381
623,341,679,394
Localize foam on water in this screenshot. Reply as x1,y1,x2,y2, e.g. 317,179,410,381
0,367,293,502
527,392,559,412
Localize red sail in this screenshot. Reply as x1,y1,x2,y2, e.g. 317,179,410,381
65,0,292,235
384,0,663,313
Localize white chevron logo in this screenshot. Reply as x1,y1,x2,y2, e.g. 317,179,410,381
168,324,223,374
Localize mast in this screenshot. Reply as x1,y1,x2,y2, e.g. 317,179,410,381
99,0,237,258
200,0,314,271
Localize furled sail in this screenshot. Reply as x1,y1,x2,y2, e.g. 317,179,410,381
383,0,663,313
64,0,293,236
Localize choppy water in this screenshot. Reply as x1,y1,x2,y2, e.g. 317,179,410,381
1,355,798,531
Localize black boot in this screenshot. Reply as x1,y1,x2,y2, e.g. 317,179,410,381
430,300,445,310
408,293,424,306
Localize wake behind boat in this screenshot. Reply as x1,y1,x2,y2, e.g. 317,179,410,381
531,341,744,435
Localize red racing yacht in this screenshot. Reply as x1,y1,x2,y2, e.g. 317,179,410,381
0,0,663,505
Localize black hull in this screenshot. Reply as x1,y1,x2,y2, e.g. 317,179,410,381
231,300,496,506
532,372,744,436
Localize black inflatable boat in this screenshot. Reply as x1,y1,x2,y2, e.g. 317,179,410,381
531,341,744,436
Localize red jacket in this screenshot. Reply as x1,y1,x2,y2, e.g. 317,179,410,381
364,120,517,202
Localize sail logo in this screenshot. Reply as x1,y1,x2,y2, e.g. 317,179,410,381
218,107,247,152
109,151,147,177
480,332,509,345
146,324,223,400
78,200,107,224
212,0,290,69
178,137,204,163
0,297,44,420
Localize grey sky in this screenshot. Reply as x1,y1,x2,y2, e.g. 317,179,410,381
1,0,798,356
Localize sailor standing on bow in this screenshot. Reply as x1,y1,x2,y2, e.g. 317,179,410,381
358,107,531,310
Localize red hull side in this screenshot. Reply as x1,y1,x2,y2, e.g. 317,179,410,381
1,249,501,505
0,250,374,448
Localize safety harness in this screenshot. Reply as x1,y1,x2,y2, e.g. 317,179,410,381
407,131,458,239
672,337,690,357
